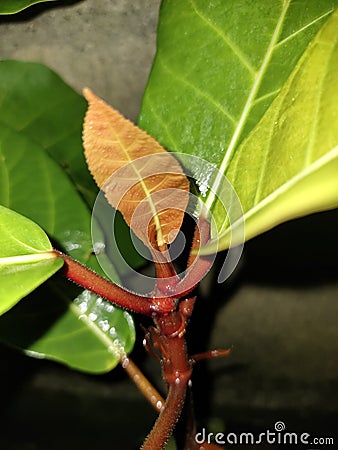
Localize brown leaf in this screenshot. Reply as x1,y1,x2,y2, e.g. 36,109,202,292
83,88,189,249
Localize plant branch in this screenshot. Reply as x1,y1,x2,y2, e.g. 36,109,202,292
174,216,213,299
121,354,164,413
53,250,177,315
141,382,187,450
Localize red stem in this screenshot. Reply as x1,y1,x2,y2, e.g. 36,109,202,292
53,250,176,315
173,216,213,299
141,383,187,450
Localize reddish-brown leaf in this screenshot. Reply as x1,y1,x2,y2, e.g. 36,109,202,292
83,88,189,249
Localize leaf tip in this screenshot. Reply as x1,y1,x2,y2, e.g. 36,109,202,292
83,87,95,103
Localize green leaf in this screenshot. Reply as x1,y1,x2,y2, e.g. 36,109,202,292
0,281,135,373
0,107,135,372
0,124,98,266
0,60,145,270
203,7,338,252
0,127,135,370
139,0,338,245
0,60,97,206
0,0,56,14
0,205,63,315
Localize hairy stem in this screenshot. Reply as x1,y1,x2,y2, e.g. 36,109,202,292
53,250,176,315
141,383,187,450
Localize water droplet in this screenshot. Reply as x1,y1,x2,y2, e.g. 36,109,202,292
93,241,105,255
105,304,114,313
88,312,97,321
121,357,129,368
98,319,110,332
107,345,118,356
78,301,88,313
123,311,134,327
199,180,209,197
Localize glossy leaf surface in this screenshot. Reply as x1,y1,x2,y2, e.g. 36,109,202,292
203,9,338,252
0,283,135,373
0,60,96,205
0,205,63,315
83,88,189,248
0,66,135,372
0,60,146,269
0,124,95,265
0,0,56,14
139,0,338,250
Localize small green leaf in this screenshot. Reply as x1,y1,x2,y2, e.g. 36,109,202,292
0,205,63,315
203,7,338,252
0,0,56,14
0,281,135,373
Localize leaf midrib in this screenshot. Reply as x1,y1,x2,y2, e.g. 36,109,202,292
204,0,291,211
108,124,165,246
227,145,338,235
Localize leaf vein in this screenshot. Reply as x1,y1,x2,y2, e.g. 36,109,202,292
205,0,291,211
276,8,334,48
159,57,237,125
189,0,256,76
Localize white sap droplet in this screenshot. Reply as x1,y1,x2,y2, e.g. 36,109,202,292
175,377,180,385
110,327,117,337
156,400,163,410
